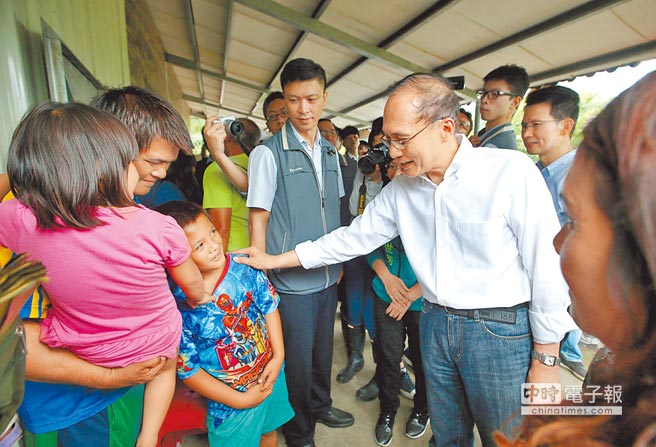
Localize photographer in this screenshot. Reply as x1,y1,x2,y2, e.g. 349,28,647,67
203,116,260,250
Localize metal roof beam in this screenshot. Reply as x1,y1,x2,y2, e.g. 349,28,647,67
183,0,206,114
326,0,460,88
337,0,628,119
432,0,627,73
233,0,427,73
531,40,656,84
169,54,370,125
250,0,333,116
219,0,235,105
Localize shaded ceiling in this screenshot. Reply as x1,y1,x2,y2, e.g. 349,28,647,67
145,0,656,130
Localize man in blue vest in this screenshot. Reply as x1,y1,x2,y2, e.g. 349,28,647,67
246,58,352,447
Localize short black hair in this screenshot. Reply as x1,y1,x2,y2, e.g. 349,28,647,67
368,117,383,147
155,200,209,230
484,65,530,98
280,58,326,90
340,126,359,139
92,86,193,155
263,91,284,118
459,108,472,124
525,86,580,135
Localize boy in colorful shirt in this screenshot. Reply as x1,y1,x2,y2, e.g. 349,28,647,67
156,201,293,447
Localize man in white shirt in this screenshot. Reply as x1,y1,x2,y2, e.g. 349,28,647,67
237,73,574,447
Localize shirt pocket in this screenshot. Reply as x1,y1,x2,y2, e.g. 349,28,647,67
455,218,507,269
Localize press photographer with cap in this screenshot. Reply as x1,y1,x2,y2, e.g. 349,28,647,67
236,72,575,447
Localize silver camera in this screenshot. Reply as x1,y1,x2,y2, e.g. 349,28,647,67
212,116,244,138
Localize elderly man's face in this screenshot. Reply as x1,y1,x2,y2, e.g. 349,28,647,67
382,91,447,178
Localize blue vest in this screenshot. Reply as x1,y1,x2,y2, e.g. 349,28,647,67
262,121,341,294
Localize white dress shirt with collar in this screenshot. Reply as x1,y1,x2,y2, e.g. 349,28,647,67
295,136,575,344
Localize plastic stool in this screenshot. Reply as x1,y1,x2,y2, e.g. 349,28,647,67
158,380,208,447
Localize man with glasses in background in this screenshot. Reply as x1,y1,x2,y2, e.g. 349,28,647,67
263,91,289,135
521,85,588,382
236,72,575,447
470,64,529,149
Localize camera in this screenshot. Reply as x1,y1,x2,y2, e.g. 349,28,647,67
358,143,391,175
212,116,244,138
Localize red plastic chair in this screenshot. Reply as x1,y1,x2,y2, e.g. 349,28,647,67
158,380,208,447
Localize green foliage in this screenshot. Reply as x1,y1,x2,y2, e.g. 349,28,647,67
189,116,206,156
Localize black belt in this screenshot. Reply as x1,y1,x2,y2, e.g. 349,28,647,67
440,302,528,324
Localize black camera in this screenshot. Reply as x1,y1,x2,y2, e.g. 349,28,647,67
358,143,391,175
213,116,244,138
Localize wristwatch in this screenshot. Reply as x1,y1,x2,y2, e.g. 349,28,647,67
531,350,560,367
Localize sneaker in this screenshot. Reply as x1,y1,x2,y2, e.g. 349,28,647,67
375,412,394,446
399,368,416,399
560,358,587,381
404,409,430,439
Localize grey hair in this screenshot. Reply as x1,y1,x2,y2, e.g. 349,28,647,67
389,73,460,124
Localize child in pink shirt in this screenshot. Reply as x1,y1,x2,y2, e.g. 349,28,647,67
0,102,210,447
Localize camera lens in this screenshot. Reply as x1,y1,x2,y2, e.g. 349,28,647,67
225,120,244,137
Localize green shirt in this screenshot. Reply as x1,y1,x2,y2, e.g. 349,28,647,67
202,154,249,251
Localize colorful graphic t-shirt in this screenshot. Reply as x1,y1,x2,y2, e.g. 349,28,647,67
175,254,279,428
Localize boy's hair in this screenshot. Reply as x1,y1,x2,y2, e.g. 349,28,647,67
155,200,209,230
484,64,530,98
263,91,284,118
8,102,137,229
280,58,326,90
91,86,193,155
525,86,580,136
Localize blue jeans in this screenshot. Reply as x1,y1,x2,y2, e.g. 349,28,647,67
420,301,531,447
560,329,583,362
343,256,376,339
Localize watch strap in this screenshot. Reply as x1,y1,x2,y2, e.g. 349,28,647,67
531,349,560,367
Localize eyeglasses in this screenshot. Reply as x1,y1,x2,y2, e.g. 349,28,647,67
520,120,562,131
381,118,445,151
266,109,289,122
320,129,337,137
476,89,517,101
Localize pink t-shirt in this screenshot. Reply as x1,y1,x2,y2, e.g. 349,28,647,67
0,200,189,367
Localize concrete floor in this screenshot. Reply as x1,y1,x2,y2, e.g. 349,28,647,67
182,316,597,447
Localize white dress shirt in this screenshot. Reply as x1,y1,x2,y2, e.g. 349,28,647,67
295,136,575,344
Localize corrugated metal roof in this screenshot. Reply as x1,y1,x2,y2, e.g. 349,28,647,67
145,0,656,130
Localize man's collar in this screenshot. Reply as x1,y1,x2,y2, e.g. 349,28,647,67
288,121,321,149
444,135,475,181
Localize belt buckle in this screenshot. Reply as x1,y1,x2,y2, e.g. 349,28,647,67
480,309,517,324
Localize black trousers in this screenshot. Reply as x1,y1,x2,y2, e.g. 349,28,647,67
374,294,428,415
278,285,338,446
